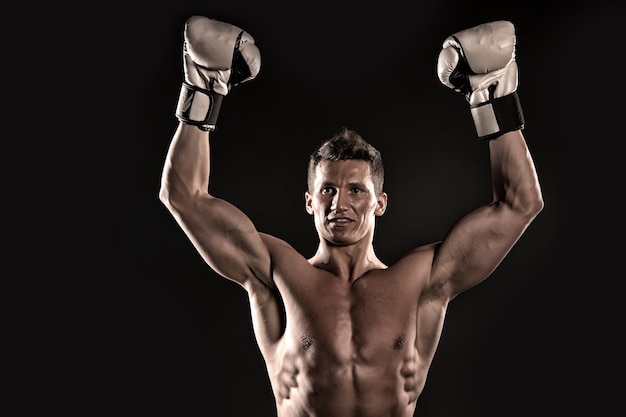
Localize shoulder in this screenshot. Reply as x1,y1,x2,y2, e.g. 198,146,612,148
409,241,441,255
383,242,443,295
259,233,310,266
258,233,324,290
393,241,440,268
259,233,298,253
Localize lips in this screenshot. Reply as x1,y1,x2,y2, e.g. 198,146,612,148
328,217,353,224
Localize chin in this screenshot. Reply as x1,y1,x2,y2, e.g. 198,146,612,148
326,236,354,246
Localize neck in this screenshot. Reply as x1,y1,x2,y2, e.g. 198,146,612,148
308,240,387,283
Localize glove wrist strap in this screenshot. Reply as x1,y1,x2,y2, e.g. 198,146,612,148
175,82,224,131
470,91,524,140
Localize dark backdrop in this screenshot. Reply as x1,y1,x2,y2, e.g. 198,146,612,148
106,1,623,416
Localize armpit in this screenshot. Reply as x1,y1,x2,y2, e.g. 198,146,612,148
419,280,446,304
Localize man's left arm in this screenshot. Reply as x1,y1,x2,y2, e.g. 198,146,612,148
431,21,544,297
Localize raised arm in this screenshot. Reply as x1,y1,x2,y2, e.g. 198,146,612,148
432,21,544,298
158,16,270,289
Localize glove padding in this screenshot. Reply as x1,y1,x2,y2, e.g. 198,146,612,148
175,16,261,131
437,20,524,140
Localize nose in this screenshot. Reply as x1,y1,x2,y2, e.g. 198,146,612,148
331,189,349,212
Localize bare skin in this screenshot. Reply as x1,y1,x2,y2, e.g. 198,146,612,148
159,122,543,417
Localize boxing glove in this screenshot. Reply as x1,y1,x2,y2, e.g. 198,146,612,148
437,21,524,140
175,16,261,131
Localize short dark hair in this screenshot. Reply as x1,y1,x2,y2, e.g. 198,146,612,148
307,127,384,195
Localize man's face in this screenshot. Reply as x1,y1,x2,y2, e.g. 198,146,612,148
305,160,387,246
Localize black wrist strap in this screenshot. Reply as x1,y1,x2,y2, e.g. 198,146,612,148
470,91,525,140
175,82,224,131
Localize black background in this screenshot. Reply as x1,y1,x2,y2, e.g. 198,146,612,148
58,1,622,415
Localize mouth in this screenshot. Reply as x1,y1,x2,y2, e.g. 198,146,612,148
328,217,353,225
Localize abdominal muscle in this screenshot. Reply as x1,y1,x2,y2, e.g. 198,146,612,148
270,332,426,417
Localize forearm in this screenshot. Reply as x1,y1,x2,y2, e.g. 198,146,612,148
159,123,211,209
489,130,544,218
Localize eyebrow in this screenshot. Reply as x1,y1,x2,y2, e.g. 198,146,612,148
320,181,368,189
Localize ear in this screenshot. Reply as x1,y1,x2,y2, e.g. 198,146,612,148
375,192,388,216
305,191,314,215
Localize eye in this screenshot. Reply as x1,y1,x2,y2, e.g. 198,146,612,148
351,187,362,194
321,187,335,195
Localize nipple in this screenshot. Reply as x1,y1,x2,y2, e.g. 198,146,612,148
393,334,405,351
301,335,314,351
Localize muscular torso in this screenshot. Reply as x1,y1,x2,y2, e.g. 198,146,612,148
249,235,448,417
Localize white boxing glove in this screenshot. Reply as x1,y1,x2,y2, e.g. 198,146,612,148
175,16,261,131
437,20,524,140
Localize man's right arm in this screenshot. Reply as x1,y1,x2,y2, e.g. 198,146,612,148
160,124,271,288
159,16,268,289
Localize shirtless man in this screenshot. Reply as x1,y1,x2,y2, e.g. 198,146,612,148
159,16,543,417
